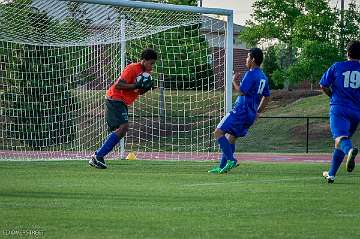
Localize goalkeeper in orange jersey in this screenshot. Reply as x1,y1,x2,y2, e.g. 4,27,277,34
89,48,157,169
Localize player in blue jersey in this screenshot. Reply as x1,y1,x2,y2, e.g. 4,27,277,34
320,40,360,183
208,48,271,174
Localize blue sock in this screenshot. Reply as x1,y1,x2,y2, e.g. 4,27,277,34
217,136,235,163
96,132,121,158
340,138,352,155
231,143,237,164
329,148,345,176
231,143,235,155
219,144,235,168
219,154,227,168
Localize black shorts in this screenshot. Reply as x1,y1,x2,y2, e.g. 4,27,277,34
105,99,128,132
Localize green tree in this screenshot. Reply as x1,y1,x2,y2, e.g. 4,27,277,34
293,0,337,45
240,0,345,89
240,1,304,60
286,40,342,89
286,0,339,88
262,45,282,89
269,43,297,88
240,0,306,89
340,0,360,54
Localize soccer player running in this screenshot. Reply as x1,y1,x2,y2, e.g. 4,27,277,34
208,48,270,174
89,48,157,169
320,40,360,183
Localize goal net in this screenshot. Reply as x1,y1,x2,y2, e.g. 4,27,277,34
0,0,233,160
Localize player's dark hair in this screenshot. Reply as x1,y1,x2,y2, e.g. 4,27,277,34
141,48,158,61
347,40,360,60
249,48,264,66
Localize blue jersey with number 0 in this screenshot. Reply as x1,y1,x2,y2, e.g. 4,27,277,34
217,68,270,137
234,68,270,114
320,61,360,111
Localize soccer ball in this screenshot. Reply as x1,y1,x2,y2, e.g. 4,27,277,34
136,72,153,89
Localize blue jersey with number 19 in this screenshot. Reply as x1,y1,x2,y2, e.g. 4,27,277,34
320,61,360,111
234,68,270,114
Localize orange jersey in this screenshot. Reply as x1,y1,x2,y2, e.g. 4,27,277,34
106,63,146,105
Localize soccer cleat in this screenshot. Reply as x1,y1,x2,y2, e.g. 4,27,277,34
322,171,335,184
346,148,358,173
89,157,97,168
219,160,238,174
96,157,107,169
89,155,107,169
208,167,222,174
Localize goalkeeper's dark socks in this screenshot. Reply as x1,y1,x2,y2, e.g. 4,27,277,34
329,148,345,176
96,132,120,158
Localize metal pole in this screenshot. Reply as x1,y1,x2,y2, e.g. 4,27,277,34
225,12,234,113
306,118,309,153
119,15,126,159
340,0,345,54
159,74,165,122
62,0,233,16
120,15,126,72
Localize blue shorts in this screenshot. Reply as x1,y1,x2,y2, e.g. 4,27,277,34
330,105,360,139
217,108,255,138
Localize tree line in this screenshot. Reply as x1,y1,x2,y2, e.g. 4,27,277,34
239,0,360,89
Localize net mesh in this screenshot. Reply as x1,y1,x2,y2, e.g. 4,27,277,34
0,0,228,160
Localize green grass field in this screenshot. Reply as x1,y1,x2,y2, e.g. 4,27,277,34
1,160,360,239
